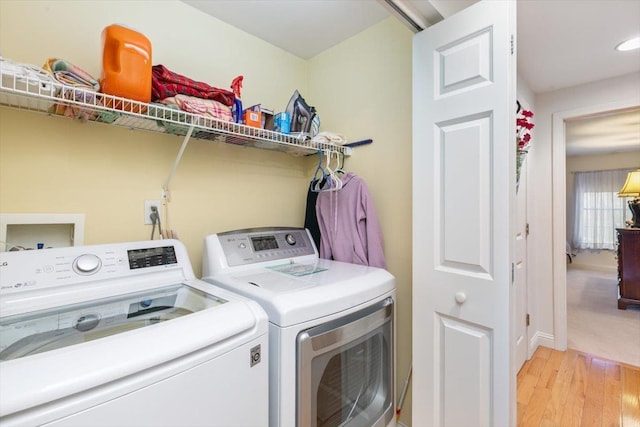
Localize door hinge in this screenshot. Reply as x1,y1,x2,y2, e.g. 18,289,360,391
511,263,515,283
526,313,531,327
526,223,530,237
510,34,514,55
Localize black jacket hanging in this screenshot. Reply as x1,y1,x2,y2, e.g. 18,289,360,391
304,178,324,250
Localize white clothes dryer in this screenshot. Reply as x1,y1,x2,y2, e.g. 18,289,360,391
0,239,268,427
202,227,396,427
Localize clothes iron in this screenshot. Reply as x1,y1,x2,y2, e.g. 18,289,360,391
285,90,318,136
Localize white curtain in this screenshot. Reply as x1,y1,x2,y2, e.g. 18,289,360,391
572,169,631,251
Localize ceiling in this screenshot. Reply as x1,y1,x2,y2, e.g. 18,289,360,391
182,0,640,156
565,108,640,157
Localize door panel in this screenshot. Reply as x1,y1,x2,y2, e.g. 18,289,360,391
412,1,516,426
436,28,493,97
438,113,492,274
439,316,491,426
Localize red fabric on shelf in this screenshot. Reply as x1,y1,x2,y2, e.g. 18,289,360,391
151,65,235,106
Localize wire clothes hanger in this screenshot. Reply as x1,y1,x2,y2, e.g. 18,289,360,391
334,150,346,175
323,150,342,192
310,150,329,192
310,150,343,192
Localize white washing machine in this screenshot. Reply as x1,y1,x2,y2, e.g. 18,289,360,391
0,239,268,427
202,227,396,427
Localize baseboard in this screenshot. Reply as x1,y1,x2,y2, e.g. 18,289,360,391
529,330,556,357
398,422,409,427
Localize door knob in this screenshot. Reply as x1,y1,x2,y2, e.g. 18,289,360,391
455,292,467,304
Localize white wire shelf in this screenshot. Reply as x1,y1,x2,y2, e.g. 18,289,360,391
0,66,352,157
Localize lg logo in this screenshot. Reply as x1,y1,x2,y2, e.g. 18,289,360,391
250,345,261,367
0,262,7,267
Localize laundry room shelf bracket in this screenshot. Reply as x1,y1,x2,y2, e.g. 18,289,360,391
0,65,353,159
163,122,196,202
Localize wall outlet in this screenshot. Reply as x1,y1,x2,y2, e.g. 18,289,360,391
144,200,162,225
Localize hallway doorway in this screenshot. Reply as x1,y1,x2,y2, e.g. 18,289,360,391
551,100,640,359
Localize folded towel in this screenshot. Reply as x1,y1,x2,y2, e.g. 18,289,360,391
0,57,55,94
43,58,100,91
41,58,100,121
159,94,232,122
312,131,347,145
1,58,54,84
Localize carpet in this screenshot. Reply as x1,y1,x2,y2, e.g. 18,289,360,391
567,267,640,367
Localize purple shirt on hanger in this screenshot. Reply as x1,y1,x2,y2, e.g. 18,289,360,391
315,172,386,268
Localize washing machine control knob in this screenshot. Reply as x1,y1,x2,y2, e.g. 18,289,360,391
285,234,296,245
73,254,102,275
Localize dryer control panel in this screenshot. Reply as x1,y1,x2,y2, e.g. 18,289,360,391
214,227,317,267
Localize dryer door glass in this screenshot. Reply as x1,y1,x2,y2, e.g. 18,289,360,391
0,284,226,361
297,298,394,427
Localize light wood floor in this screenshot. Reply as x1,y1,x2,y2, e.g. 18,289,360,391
517,346,640,427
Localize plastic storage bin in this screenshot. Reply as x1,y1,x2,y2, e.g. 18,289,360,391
100,24,152,106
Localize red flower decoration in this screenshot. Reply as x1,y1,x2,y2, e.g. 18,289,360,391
516,108,535,151
516,107,534,190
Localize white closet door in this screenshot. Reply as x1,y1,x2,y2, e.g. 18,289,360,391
412,1,517,426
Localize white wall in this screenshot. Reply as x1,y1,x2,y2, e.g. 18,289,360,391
528,71,640,348
517,74,536,110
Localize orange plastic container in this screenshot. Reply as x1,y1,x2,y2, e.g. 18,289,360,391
100,24,152,104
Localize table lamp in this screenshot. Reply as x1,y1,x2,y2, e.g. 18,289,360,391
618,169,640,228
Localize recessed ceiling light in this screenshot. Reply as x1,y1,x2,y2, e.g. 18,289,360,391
616,36,640,51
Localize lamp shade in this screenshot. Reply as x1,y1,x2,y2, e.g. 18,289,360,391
618,169,640,197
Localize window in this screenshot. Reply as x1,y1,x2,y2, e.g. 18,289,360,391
572,169,632,251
